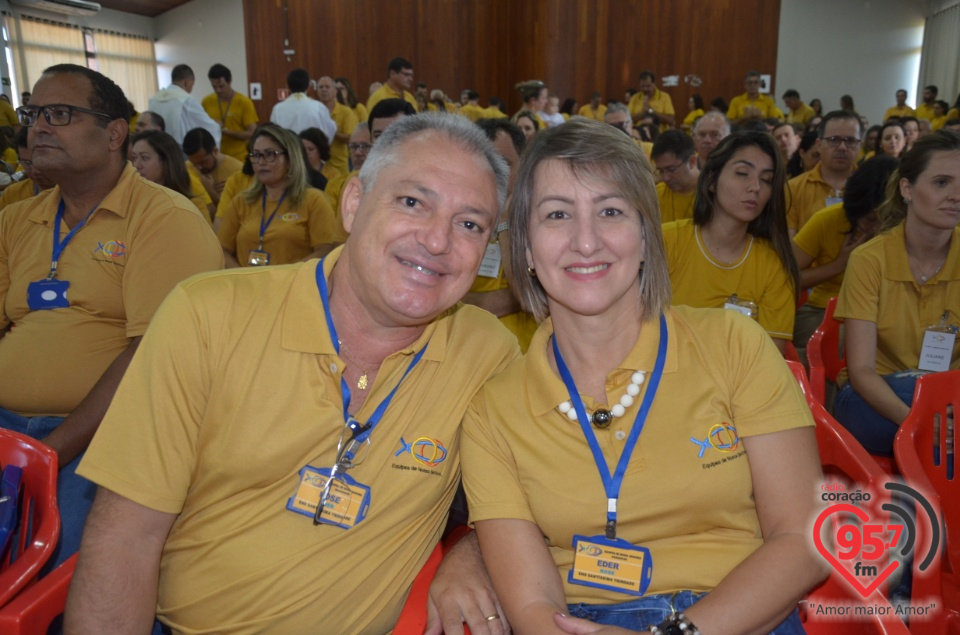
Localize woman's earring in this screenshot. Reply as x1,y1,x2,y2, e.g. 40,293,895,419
526,266,536,277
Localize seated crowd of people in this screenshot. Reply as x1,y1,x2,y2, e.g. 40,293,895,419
0,53,957,634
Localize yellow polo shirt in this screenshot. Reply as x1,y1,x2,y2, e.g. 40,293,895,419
187,171,214,220
469,253,537,353
463,306,813,603
628,89,675,131
0,178,39,210
656,182,696,224
883,105,915,121
323,168,357,224
663,219,795,340
915,103,936,123
187,154,243,206
215,171,255,220
792,203,852,308
324,101,359,175
787,163,845,232
0,100,17,127
458,103,488,122
201,92,259,163
578,104,608,122
787,103,816,127
217,188,344,265
366,84,419,114
0,163,222,416
348,102,369,127
836,223,960,376
682,108,704,129
78,251,520,634
727,93,784,121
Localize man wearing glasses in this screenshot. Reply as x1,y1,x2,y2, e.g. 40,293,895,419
786,110,861,236
651,130,700,223
68,113,518,634
0,64,222,568
367,56,420,114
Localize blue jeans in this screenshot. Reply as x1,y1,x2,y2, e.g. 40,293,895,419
568,590,805,634
833,370,924,457
0,407,97,574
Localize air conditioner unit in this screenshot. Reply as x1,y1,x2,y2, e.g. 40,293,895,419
9,0,101,17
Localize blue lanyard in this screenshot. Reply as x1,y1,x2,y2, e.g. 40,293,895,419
49,198,100,279
553,313,667,539
259,190,288,249
315,258,428,460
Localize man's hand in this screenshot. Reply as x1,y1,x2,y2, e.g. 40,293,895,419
425,531,510,635
554,613,646,635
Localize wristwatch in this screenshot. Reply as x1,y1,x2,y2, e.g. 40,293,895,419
649,612,700,635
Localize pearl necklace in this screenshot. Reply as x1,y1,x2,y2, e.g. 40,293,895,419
558,371,646,429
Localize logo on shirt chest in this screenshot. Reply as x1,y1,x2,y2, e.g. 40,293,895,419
689,422,743,469
391,436,448,476
93,240,126,258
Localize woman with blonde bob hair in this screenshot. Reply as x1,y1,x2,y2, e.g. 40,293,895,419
462,119,825,635
217,124,343,267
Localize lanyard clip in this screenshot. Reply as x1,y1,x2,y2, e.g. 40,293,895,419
46,263,58,280
605,518,617,540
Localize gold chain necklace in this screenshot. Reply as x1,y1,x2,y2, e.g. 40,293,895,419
338,340,370,390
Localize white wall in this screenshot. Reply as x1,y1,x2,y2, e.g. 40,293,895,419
776,0,926,127
154,0,248,98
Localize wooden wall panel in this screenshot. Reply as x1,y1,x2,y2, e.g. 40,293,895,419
243,0,781,124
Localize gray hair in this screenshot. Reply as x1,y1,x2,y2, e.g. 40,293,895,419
508,118,670,322
694,111,731,136
605,102,630,116
359,112,508,213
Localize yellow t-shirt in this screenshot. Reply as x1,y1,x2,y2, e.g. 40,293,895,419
463,306,813,603
0,100,17,127
0,163,223,416
217,188,344,265
323,168,357,227
215,171,255,220
578,104,608,122
77,251,519,634
656,182,696,224
915,103,936,123
320,162,341,184
187,154,243,211
0,178,38,210
201,92,259,163
187,171,214,220
883,105,915,121
727,93,784,121
786,103,816,127
628,89,675,131
348,102,369,127
458,103,488,122
325,101,359,175
836,223,960,376
786,163,845,232
484,106,507,119
682,108,704,129
792,203,851,308
366,84,419,114
663,219,795,340
468,248,537,353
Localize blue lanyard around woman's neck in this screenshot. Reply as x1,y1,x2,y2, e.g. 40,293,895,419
315,258,428,459
259,189,288,249
552,313,667,539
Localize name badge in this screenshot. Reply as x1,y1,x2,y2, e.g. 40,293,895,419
27,279,70,311
569,534,653,596
286,465,370,529
477,242,502,278
247,249,271,267
919,329,956,372
723,294,758,320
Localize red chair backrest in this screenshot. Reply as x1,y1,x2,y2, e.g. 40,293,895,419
807,297,845,406
0,429,60,609
894,371,960,588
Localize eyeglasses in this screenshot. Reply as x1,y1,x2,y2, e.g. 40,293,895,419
315,419,370,525
248,149,287,163
16,104,114,127
820,136,861,149
347,143,372,153
655,162,686,177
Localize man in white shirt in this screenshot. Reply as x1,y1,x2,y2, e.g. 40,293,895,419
270,68,337,141
148,64,221,147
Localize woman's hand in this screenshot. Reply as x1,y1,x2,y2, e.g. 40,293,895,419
553,613,648,635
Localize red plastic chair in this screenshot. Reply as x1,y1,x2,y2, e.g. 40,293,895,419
894,370,960,634
808,296,845,406
0,429,60,610
787,362,908,635
806,299,900,476
0,554,76,634
395,525,474,634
